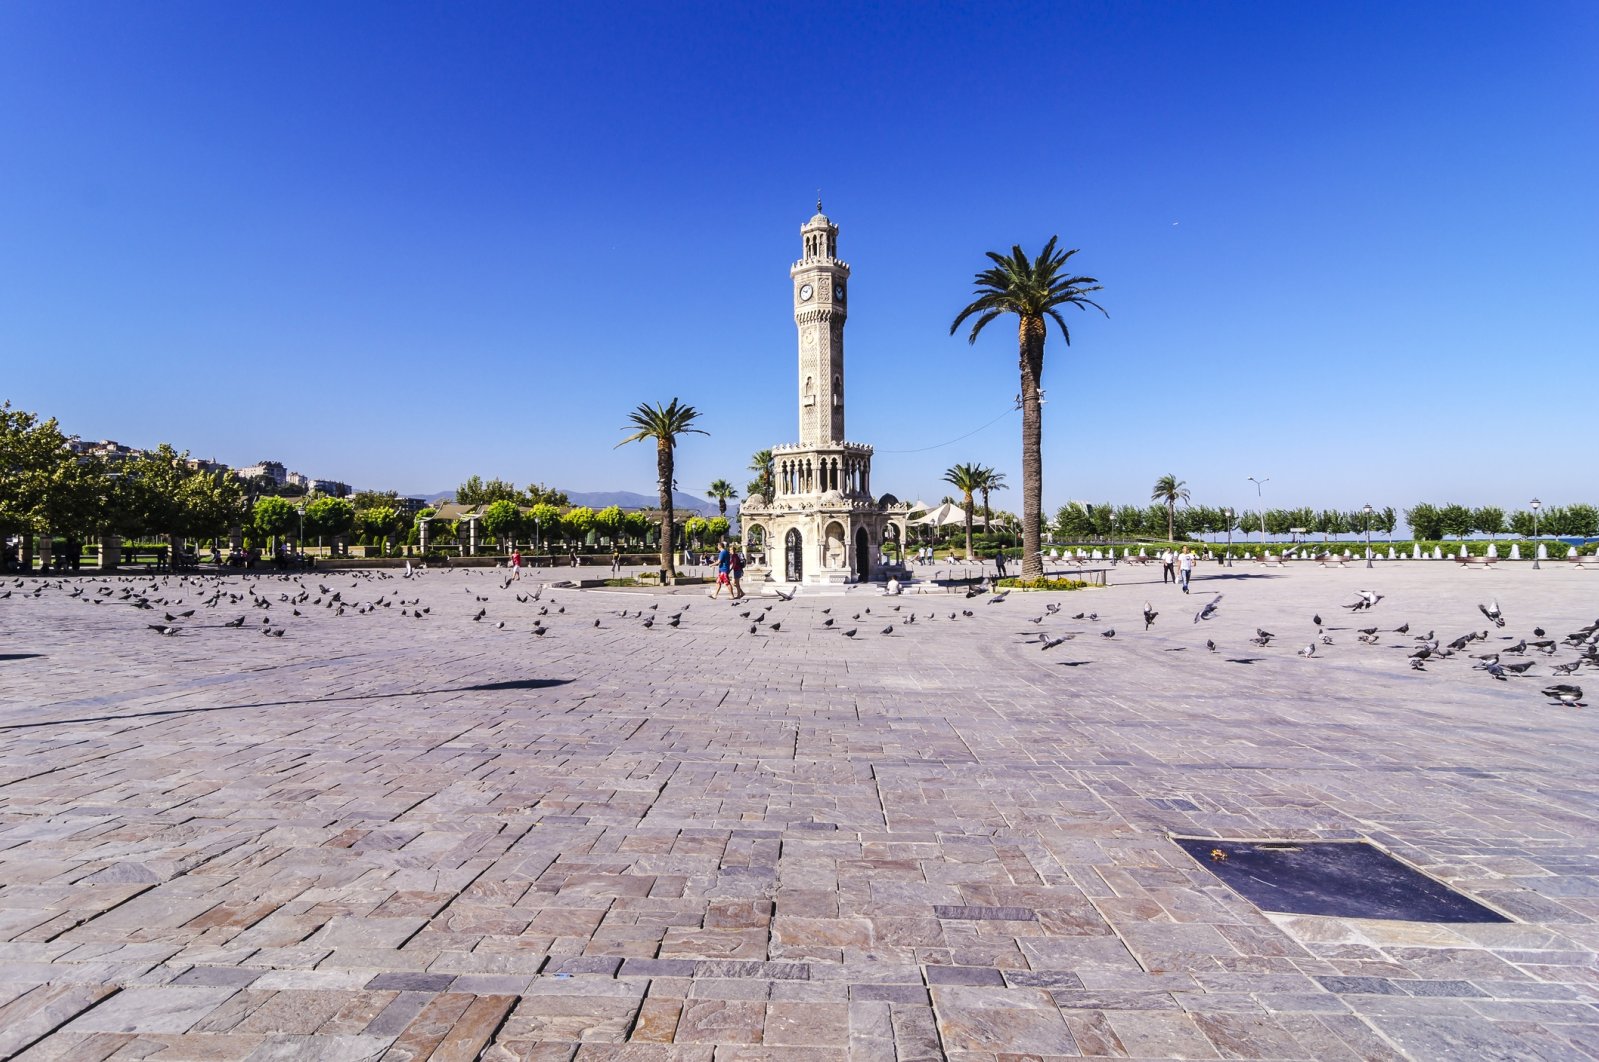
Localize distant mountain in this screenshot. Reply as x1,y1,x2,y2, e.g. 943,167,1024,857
401,488,726,516
564,489,724,515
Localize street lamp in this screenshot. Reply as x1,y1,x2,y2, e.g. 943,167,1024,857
1224,506,1233,567
1530,498,1541,569
1248,476,1269,544
1363,503,1374,569
296,504,305,555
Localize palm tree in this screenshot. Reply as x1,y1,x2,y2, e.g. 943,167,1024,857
747,449,774,500
1150,473,1190,542
943,462,984,561
617,399,707,583
706,479,738,518
952,238,1104,579
973,466,1008,526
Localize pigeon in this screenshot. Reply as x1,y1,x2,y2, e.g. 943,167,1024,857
1298,643,1316,658
1343,590,1383,611
147,624,181,636
1193,594,1223,623
1142,602,1158,631
822,617,834,628
1257,628,1275,641
842,628,857,638
1505,640,1528,655
1041,635,1068,650
1544,685,1585,707
223,616,246,628
1312,613,1323,626
1206,639,1216,652
1502,660,1535,675
1101,628,1115,638
880,625,894,635
1394,623,1410,635
1478,600,1506,628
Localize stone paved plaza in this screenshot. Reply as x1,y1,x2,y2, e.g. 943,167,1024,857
2,560,1597,1060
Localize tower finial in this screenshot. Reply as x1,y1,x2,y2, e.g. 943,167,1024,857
816,191,823,214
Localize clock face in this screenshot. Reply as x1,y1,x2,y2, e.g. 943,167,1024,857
834,284,845,301
799,283,814,301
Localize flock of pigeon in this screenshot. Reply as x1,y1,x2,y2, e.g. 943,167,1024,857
3,569,1593,711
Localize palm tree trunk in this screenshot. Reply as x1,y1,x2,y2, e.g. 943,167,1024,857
1019,318,1045,580
657,440,675,583
1167,502,1175,543
963,490,974,561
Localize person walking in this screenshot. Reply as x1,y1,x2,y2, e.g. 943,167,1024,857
611,546,622,575
1178,545,1196,594
511,547,523,581
994,547,1008,578
710,540,732,599
1161,547,1175,585
730,544,746,600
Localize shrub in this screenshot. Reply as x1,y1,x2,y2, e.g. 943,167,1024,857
996,576,1089,591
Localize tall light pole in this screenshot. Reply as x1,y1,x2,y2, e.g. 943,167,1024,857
296,503,305,556
1248,476,1269,545
1530,498,1541,570
1224,506,1233,567
1363,503,1374,569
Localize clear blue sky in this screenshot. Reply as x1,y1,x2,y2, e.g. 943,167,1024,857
3,1,1595,515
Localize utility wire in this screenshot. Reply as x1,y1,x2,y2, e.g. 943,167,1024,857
874,405,1018,454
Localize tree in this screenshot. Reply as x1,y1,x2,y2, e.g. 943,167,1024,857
1406,503,1444,541
562,506,597,546
526,503,561,549
253,497,298,549
480,499,524,548
351,489,401,512
1438,503,1473,543
1115,504,1145,537
1473,506,1505,541
624,510,651,546
705,515,730,542
1149,474,1189,542
1055,502,1095,541
0,404,83,544
304,496,355,549
706,479,738,518
973,467,1008,527
593,505,626,544
747,449,774,501
942,462,984,560
359,505,402,549
1565,503,1599,538
951,237,1104,579
1508,508,1535,538
454,476,521,507
683,516,708,547
179,470,248,546
523,483,569,507
618,399,708,582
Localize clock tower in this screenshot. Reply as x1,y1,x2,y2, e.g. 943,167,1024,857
738,204,910,589
791,202,849,446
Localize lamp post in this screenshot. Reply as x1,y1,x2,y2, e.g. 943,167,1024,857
534,514,541,564
1248,476,1269,544
1363,503,1374,569
1530,498,1541,569
296,503,305,556
1224,507,1233,567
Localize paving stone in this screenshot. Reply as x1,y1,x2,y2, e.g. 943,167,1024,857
3,565,1598,1058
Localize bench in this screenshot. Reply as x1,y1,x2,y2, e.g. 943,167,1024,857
1453,556,1498,568
1257,555,1286,568
1569,556,1599,569
1316,554,1350,568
